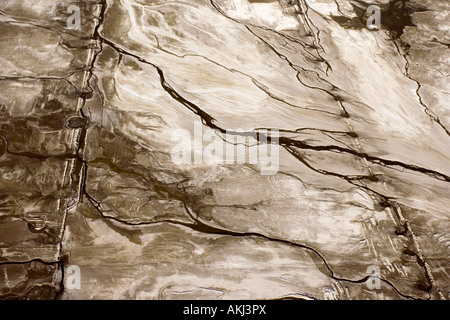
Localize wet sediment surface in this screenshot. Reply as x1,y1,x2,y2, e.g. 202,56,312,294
0,0,449,299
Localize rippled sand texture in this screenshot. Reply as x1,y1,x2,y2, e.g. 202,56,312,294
0,0,449,300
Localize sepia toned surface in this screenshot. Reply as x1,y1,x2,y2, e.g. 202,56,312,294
0,0,449,300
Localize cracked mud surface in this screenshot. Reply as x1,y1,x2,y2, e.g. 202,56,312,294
0,0,449,300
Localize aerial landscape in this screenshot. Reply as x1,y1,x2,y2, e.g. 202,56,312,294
0,0,449,300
